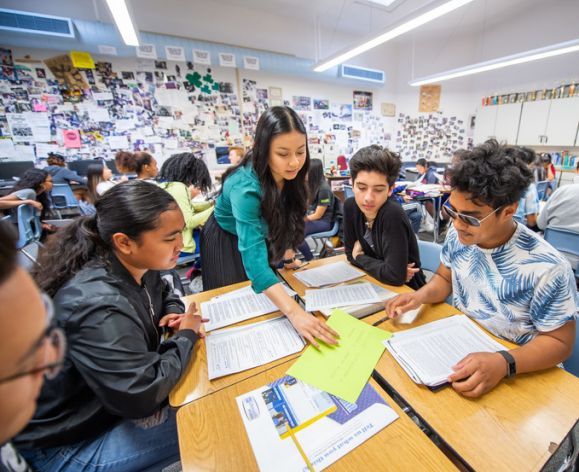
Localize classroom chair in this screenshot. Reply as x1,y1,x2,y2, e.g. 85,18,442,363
16,203,43,267
564,316,579,377
543,226,579,281
417,239,453,305
536,180,549,201
310,220,340,257
343,184,354,199
50,183,81,218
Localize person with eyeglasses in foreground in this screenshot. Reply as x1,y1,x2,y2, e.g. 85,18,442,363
0,221,65,471
13,181,206,472
385,139,577,398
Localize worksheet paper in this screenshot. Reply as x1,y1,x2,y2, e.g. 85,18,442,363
305,282,382,312
237,376,398,472
293,261,364,287
201,284,296,331
206,316,305,380
384,315,504,387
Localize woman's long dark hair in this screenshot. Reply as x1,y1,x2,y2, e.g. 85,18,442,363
33,181,178,297
12,169,51,220
221,106,310,261
158,152,212,193
307,158,325,205
86,163,105,204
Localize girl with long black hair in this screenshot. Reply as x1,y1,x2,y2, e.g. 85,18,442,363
15,181,205,472
201,106,338,347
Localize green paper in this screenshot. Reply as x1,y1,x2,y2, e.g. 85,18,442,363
287,309,392,403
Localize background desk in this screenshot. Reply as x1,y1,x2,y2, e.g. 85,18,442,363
176,360,457,471
169,280,305,407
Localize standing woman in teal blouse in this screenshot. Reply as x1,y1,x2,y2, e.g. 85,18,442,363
201,107,338,347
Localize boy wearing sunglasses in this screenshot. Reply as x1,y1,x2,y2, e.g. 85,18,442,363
0,222,65,468
386,140,577,398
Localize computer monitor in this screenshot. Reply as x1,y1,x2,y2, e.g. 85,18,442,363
69,159,120,176
215,146,231,166
0,160,35,181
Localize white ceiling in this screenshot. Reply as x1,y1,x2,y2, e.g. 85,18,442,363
0,0,561,59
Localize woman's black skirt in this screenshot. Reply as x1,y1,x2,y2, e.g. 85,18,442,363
201,214,248,291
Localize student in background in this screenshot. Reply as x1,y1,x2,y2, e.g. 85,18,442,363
158,152,214,255
44,153,87,185
228,146,245,166
297,158,335,261
537,181,579,270
344,145,425,290
0,221,65,470
201,106,338,347
386,140,577,398
86,162,116,196
15,181,205,472
541,153,557,195
114,150,136,176
513,146,539,230
131,151,159,182
415,158,439,184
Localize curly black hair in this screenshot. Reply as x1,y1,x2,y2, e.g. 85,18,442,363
449,139,532,209
349,145,402,187
158,152,212,193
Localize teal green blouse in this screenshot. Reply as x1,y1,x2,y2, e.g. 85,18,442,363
214,165,279,293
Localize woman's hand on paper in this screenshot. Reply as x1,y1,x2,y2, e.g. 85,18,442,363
163,302,209,338
352,240,364,259
287,310,339,349
384,293,421,318
448,352,507,398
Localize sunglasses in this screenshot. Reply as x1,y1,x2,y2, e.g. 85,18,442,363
442,203,503,227
0,294,66,385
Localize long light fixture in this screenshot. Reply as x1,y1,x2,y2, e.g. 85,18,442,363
105,0,139,46
410,38,579,86
314,0,475,72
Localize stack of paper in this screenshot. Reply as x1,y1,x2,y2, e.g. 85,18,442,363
287,309,392,403
237,375,398,472
293,261,364,287
201,284,296,331
206,316,305,380
304,282,382,312
384,315,505,387
318,282,395,319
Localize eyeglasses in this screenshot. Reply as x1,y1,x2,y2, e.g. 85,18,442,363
442,203,503,227
0,294,66,385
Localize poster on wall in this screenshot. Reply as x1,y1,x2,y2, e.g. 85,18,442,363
330,103,352,121
381,102,396,117
165,46,185,62
219,53,236,68
193,49,211,65
136,44,158,60
353,91,372,111
313,99,329,110
419,85,441,112
292,96,311,111
243,56,260,70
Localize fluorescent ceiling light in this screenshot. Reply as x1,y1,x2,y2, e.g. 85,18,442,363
314,0,475,72
366,0,399,7
105,0,139,46
409,38,579,86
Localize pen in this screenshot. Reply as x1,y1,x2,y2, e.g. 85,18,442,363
372,314,391,327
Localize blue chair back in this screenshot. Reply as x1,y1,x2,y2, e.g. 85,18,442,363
564,311,579,377
343,185,354,200
536,180,549,201
16,203,41,249
417,240,442,273
544,227,579,273
311,220,339,240
51,184,79,209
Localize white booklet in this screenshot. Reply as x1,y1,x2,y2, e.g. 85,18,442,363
384,315,504,387
318,281,395,319
201,284,296,331
304,282,382,312
293,261,364,288
206,316,305,380
237,375,398,471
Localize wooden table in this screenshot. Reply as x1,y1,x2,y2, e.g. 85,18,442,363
281,255,579,471
369,300,579,472
176,360,457,471
169,281,304,407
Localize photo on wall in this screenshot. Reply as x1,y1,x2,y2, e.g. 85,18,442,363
313,99,329,110
292,95,312,111
353,91,373,111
